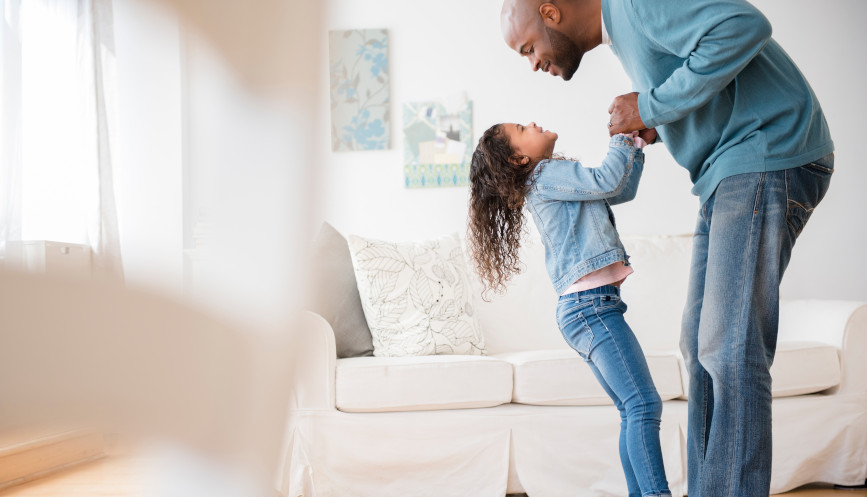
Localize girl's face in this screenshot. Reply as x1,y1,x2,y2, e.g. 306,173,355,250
503,122,558,164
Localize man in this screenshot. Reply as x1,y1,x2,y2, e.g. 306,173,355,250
500,1,834,496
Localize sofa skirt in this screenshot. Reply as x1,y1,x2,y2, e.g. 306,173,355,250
280,394,867,497
280,402,687,497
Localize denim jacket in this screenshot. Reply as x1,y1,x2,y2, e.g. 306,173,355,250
525,134,644,295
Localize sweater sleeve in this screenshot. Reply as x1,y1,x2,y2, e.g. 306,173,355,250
632,0,773,128
533,135,642,202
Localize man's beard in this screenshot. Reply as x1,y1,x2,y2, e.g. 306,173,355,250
545,26,583,81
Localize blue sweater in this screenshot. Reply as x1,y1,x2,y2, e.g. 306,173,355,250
603,0,834,204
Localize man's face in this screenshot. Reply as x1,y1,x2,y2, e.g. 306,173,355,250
501,2,586,81
542,25,583,81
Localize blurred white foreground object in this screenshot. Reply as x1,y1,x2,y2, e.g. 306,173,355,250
0,268,296,497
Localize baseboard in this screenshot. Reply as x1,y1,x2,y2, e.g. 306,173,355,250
0,428,105,491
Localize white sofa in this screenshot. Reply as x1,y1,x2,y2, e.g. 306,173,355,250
281,234,867,497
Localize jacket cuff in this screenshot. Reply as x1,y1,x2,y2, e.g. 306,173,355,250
610,134,637,148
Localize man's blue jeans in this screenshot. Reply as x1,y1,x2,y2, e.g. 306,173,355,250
557,285,671,497
680,156,834,497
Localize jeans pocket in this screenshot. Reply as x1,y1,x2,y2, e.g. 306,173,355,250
785,155,833,237
556,297,585,327
556,302,594,357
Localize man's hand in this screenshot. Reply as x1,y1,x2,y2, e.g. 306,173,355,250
608,92,646,136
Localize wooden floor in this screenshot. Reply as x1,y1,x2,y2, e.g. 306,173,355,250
0,456,143,497
0,455,863,497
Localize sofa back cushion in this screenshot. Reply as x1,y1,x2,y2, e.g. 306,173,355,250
619,234,693,353
470,233,693,355
469,235,566,355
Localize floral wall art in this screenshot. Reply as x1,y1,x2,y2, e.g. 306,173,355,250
328,29,390,151
403,99,473,188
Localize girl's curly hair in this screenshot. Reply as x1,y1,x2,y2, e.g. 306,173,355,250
467,124,543,298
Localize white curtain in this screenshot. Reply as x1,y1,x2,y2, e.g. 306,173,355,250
0,0,123,280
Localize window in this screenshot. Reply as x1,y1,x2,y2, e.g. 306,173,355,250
19,0,99,244
1,0,122,276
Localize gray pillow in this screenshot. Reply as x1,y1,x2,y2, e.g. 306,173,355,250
308,222,374,358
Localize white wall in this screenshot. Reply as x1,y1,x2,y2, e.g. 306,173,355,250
113,0,325,324
759,0,867,302
150,0,324,326
113,0,185,295
318,0,867,302
180,29,322,324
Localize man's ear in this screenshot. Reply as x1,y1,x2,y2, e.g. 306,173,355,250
539,3,561,25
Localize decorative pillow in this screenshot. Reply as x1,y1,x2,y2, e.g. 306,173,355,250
347,233,486,357
309,223,375,358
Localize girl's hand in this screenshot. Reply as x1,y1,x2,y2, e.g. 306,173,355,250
620,131,647,149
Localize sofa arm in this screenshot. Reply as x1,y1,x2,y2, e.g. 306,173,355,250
288,311,336,410
779,300,867,395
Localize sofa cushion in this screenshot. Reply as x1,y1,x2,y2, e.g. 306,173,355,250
335,355,513,412
496,349,683,406
677,341,841,399
348,233,486,357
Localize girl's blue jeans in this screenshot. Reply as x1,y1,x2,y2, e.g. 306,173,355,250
680,155,834,497
556,285,671,497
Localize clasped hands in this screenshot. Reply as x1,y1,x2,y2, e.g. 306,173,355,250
608,91,657,145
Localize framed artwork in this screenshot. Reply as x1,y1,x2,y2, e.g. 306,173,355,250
328,29,390,151
403,100,473,188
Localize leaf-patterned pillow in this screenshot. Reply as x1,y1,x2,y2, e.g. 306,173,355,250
347,233,486,357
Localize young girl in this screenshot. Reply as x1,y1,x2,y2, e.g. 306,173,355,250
467,122,671,497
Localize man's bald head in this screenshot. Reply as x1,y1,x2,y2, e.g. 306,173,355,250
500,0,602,81
500,0,545,49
